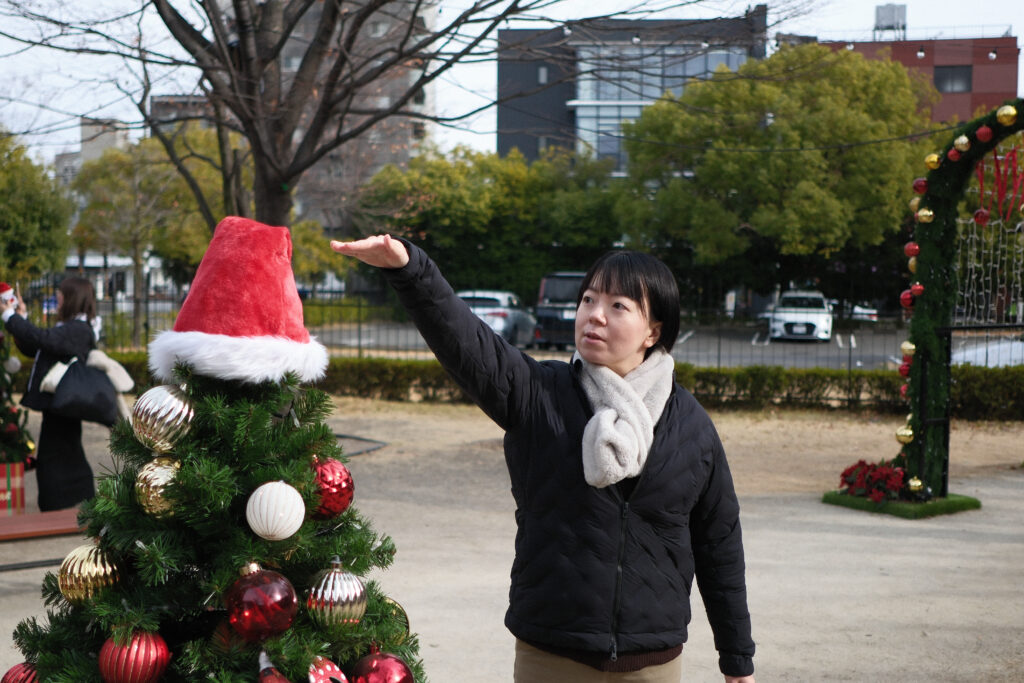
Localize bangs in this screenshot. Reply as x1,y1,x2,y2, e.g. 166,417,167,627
582,253,650,314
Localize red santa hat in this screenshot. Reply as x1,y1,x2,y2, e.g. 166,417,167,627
0,282,14,306
148,216,328,384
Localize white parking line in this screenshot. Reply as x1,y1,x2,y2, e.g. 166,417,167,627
677,330,695,344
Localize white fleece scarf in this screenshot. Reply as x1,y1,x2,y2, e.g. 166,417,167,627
577,347,675,488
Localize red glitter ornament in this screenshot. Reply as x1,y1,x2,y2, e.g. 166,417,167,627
899,363,911,378
975,125,993,143
910,282,924,297
903,241,920,258
311,455,355,520
902,355,914,365
308,655,348,683
946,148,961,161
97,631,171,683
899,290,915,309
350,644,413,683
974,208,990,225
1,663,38,683
225,563,298,642
911,177,928,194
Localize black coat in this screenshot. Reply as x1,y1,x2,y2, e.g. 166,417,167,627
385,243,755,677
5,314,96,412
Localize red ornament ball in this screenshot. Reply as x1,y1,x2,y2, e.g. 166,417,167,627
900,384,909,399
903,241,920,258
946,148,961,162
912,177,928,194
350,644,414,683
308,655,348,683
899,363,912,378
98,631,171,683
1,663,38,683
975,125,993,143
312,456,355,520
258,651,291,683
974,208,990,225
902,354,914,365
225,563,298,642
910,282,925,297
899,290,915,309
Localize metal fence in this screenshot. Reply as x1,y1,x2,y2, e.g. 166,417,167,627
17,296,1016,371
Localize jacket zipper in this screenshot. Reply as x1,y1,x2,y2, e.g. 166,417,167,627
609,500,629,661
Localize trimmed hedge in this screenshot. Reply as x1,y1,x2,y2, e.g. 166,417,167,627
12,352,1022,420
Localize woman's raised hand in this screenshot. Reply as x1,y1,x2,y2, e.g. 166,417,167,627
330,234,410,269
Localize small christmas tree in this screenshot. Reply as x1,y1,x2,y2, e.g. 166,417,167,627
0,282,35,472
6,219,423,682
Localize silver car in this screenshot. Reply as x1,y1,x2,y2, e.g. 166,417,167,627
457,290,537,347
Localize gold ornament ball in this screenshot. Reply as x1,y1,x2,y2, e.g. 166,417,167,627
907,476,923,492
908,256,918,273
996,105,1018,127
895,425,914,445
916,207,934,223
131,384,194,453
908,196,921,212
923,153,941,170
383,597,411,644
59,544,119,605
900,340,916,356
136,456,181,518
953,135,971,152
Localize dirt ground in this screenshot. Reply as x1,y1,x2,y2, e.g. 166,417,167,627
328,396,1024,493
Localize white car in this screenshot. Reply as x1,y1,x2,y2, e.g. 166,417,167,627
457,290,537,347
769,290,833,341
951,337,1024,367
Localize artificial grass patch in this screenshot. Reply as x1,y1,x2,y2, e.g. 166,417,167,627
821,491,982,519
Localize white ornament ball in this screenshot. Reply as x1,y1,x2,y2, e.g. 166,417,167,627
3,356,21,374
246,481,305,541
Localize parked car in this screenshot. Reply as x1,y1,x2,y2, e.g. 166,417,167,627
829,299,879,322
951,335,1024,367
457,290,537,347
532,271,585,350
769,290,833,341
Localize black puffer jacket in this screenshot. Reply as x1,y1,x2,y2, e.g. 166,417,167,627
385,243,754,677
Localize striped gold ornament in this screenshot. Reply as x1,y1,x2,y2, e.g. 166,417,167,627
58,544,119,605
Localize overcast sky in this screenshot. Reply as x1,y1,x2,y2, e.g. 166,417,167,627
1,0,1021,161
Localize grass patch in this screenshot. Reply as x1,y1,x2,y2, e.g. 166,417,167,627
821,491,982,519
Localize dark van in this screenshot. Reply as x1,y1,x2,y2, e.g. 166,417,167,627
533,271,585,350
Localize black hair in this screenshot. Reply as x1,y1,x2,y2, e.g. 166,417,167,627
57,277,97,324
577,250,680,355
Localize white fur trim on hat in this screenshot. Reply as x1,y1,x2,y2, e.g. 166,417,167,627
149,329,328,384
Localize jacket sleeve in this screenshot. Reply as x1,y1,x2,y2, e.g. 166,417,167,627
5,315,94,361
690,426,756,678
380,240,539,430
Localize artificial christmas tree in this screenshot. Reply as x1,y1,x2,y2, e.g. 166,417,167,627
0,283,35,515
6,219,424,681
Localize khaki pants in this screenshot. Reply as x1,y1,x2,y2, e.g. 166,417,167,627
514,639,683,683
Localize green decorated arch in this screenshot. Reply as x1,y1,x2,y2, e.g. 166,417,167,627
900,97,1024,497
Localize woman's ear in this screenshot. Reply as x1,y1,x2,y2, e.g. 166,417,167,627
644,321,663,348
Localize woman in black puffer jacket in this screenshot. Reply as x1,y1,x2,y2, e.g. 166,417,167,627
3,278,99,512
331,236,755,683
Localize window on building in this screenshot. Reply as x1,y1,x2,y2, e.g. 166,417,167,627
934,65,972,93
538,135,549,153
412,122,426,140
369,21,388,38
538,65,549,85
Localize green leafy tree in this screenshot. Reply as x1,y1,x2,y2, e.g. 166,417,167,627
72,134,222,346
622,43,939,302
357,148,621,302
0,132,71,284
